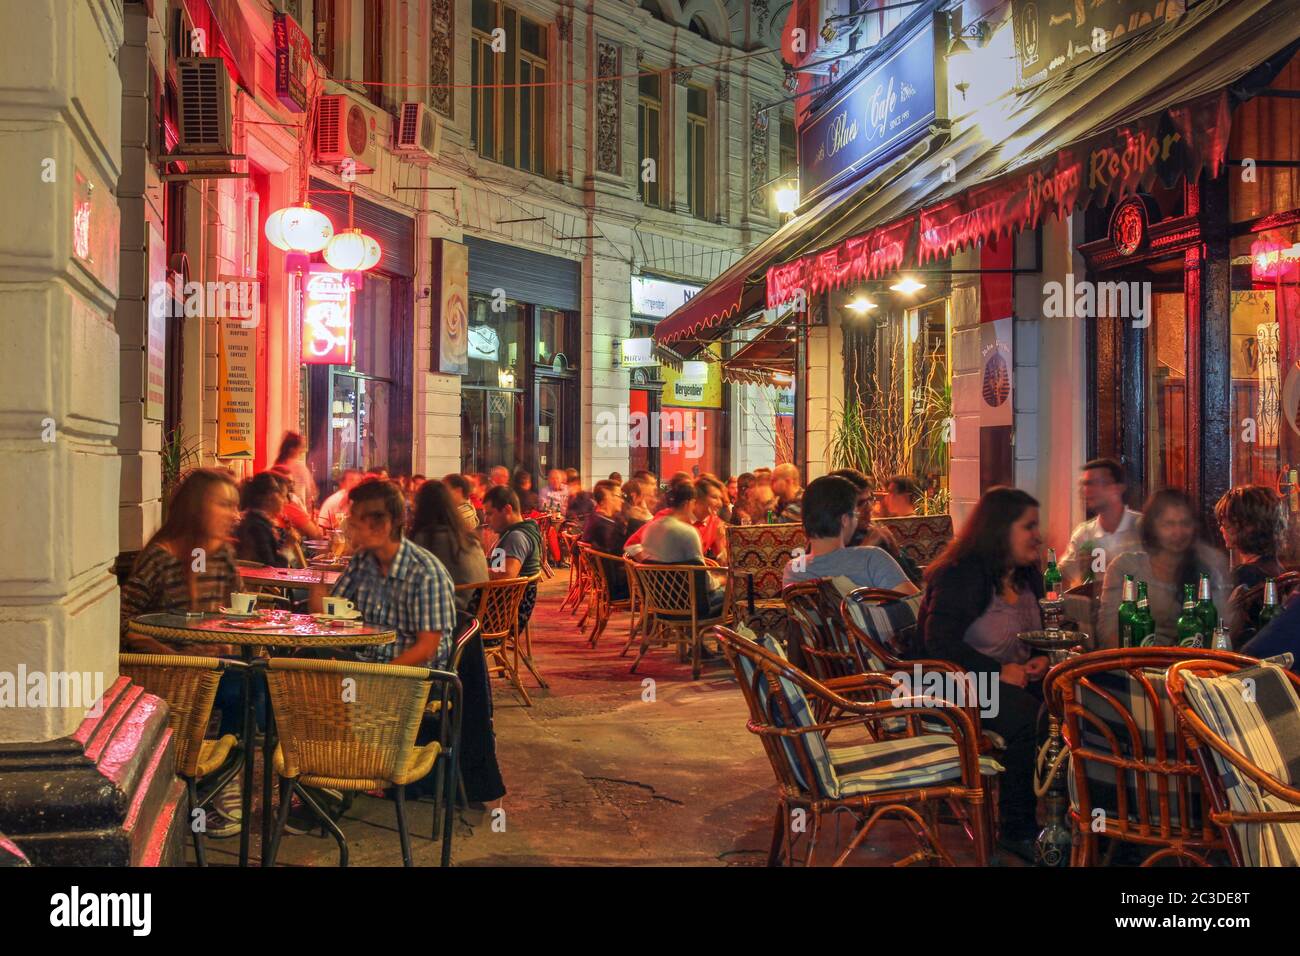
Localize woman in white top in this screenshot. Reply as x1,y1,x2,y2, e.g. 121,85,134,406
274,431,318,512
1099,489,1234,647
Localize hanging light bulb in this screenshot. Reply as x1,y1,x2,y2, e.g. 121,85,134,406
265,203,334,254
889,276,927,295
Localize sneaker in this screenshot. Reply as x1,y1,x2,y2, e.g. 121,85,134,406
204,780,243,838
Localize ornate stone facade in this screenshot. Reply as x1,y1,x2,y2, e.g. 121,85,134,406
597,40,621,175
716,78,729,102
671,66,693,85
750,103,770,213
430,0,453,116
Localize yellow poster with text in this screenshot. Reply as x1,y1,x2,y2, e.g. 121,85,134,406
217,319,256,459
661,342,722,408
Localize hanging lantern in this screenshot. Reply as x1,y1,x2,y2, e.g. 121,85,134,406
265,204,334,254
323,228,383,272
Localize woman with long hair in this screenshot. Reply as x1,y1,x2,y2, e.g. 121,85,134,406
1215,484,1287,645
236,471,290,568
273,430,317,511
409,480,488,612
121,468,243,652
918,486,1048,858
1099,489,1232,647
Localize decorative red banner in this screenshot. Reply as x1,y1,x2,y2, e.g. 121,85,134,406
767,216,916,310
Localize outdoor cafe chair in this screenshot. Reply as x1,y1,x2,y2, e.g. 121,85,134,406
724,523,806,634
1167,654,1300,866
620,556,644,656
119,653,248,867
458,577,535,705
262,657,462,868
581,546,632,648
712,624,998,866
629,561,732,679
560,532,588,613
1042,647,1266,866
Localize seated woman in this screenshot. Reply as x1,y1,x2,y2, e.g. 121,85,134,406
269,464,323,542
1099,489,1233,647
235,472,290,568
409,479,490,614
511,467,540,515
1215,484,1287,647
119,468,249,832
917,486,1050,859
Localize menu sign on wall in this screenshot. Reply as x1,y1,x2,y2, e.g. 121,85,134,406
798,16,939,203
1012,0,1186,89
217,318,255,459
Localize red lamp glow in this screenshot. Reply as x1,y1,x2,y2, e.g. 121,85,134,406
265,204,334,254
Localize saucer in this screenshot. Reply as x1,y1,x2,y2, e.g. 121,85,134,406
312,614,363,627
218,607,260,619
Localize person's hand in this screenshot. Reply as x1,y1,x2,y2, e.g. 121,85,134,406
1001,662,1028,688
1023,656,1050,681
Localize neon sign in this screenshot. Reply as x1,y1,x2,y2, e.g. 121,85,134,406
301,268,353,365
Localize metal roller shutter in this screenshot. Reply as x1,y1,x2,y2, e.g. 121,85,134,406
308,178,416,278
464,237,581,312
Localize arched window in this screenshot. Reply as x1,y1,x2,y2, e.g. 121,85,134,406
640,0,667,22
688,16,713,41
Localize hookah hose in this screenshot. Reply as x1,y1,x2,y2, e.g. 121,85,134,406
1033,734,1070,799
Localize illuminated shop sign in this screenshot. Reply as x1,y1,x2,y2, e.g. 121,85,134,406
301,268,353,365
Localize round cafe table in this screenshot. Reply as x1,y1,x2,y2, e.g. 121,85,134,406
126,611,394,867
238,565,342,589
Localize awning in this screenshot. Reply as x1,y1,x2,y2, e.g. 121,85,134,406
762,0,1300,305
650,162,930,347
721,321,798,385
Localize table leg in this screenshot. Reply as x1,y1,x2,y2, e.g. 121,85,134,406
238,647,255,868
260,696,278,866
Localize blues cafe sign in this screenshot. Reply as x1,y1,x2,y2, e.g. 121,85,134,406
799,17,941,203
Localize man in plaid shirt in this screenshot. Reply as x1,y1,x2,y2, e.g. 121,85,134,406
318,478,458,668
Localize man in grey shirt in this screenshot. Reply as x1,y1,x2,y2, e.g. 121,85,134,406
783,475,917,595
641,480,726,617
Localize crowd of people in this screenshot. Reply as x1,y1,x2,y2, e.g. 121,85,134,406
114,426,1300,859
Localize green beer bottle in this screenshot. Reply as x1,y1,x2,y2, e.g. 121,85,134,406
1044,548,1063,599
1177,583,1205,648
1259,578,1281,627
1117,574,1138,648
1132,581,1157,647
1195,573,1218,635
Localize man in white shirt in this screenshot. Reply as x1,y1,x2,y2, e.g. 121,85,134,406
317,469,362,530
1060,458,1143,586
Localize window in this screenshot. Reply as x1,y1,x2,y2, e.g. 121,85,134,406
686,85,710,218
313,0,336,75
638,71,663,208
472,0,548,174
363,0,385,108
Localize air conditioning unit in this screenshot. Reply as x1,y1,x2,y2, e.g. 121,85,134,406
315,92,381,173
394,101,441,162
176,57,233,157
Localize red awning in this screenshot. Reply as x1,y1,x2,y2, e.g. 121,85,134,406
918,92,1232,263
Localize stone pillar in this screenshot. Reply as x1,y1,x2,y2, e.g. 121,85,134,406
948,247,983,530
0,0,184,866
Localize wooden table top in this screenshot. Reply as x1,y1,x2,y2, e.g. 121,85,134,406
239,566,341,587
127,612,394,648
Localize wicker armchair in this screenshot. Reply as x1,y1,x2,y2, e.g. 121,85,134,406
560,533,588,613
262,657,462,867
1167,655,1300,866
621,556,644,656
581,547,632,648
724,523,806,633
458,577,535,705
1042,647,1264,866
712,625,997,866
119,653,247,867
629,561,731,679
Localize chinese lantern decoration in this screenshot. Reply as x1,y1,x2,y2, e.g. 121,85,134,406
264,203,334,253
323,228,382,272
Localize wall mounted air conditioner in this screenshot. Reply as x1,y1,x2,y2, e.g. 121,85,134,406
315,91,381,172
395,101,441,162
176,57,233,156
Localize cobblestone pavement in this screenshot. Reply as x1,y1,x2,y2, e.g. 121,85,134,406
199,573,1004,867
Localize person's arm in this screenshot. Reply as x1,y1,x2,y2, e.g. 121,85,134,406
1242,594,1300,671
489,530,526,579
397,563,459,667
863,547,919,596
1059,525,1086,588
920,566,1001,679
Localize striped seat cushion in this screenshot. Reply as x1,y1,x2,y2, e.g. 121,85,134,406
734,625,837,797
1067,668,1204,831
843,590,924,663
1180,661,1300,867
831,736,1003,798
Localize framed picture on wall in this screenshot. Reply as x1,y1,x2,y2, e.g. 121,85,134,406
434,238,469,375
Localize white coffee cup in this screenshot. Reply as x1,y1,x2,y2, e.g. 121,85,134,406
323,596,357,618
230,592,258,614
